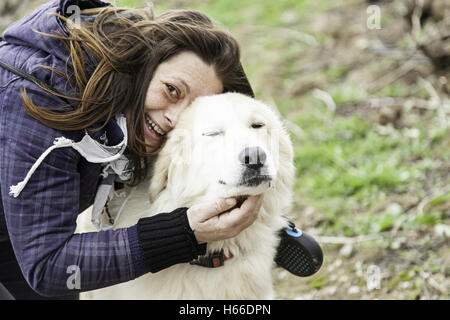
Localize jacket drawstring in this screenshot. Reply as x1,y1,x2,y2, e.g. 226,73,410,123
9,114,130,198
9,137,75,197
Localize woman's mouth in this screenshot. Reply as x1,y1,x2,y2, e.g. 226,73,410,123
144,113,166,141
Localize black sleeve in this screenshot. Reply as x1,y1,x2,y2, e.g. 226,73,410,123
136,207,207,273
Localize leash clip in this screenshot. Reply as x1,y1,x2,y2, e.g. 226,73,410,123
190,250,225,268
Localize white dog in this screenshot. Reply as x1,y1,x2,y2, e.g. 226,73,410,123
76,92,295,299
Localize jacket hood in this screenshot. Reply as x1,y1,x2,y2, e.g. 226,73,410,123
2,0,111,63
1,0,112,101
0,0,123,143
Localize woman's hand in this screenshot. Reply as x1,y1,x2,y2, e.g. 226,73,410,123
186,195,263,243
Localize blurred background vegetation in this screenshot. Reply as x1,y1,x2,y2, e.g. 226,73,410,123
1,0,449,299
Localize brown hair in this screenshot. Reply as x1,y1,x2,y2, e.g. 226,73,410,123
22,5,254,185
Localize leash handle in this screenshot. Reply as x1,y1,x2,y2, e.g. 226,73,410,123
275,226,324,277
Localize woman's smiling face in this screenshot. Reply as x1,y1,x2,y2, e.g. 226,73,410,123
142,51,224,152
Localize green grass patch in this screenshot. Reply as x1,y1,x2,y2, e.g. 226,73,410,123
115,0,147,8
151,0,312,29
375,81,410,98
309,275,326,289
328,84,369,105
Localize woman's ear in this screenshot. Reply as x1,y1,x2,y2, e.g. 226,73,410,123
148,128,191,202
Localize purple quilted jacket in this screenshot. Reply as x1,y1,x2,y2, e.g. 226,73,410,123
0,0,152,296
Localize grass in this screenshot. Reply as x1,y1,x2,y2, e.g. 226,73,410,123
116,0,310,25
154,0,312,28
293,115,448,235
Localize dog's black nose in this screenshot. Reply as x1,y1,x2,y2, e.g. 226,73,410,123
239,147,266,170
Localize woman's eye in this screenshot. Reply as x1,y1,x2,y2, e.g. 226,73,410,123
251,123,265,129
165,84,179,99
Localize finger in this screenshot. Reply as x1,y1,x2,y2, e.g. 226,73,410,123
238,194,263,212
221,195,263,229
217,210,253,237
189,197,237,222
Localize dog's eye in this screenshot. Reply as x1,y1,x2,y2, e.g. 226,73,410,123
202,131,223,137
251,123,265,129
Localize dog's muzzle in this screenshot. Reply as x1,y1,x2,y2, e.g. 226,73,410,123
238,147,272,187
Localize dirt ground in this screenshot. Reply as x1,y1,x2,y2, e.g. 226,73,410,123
272,211,449,299
265,0,450,300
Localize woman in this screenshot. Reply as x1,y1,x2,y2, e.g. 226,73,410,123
0,0,321,300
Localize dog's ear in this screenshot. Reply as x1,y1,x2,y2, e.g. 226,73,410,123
148,128,190,203
269,118,296,213
278,123,295,189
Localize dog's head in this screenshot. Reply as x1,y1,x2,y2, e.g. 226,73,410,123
149,92,294,208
